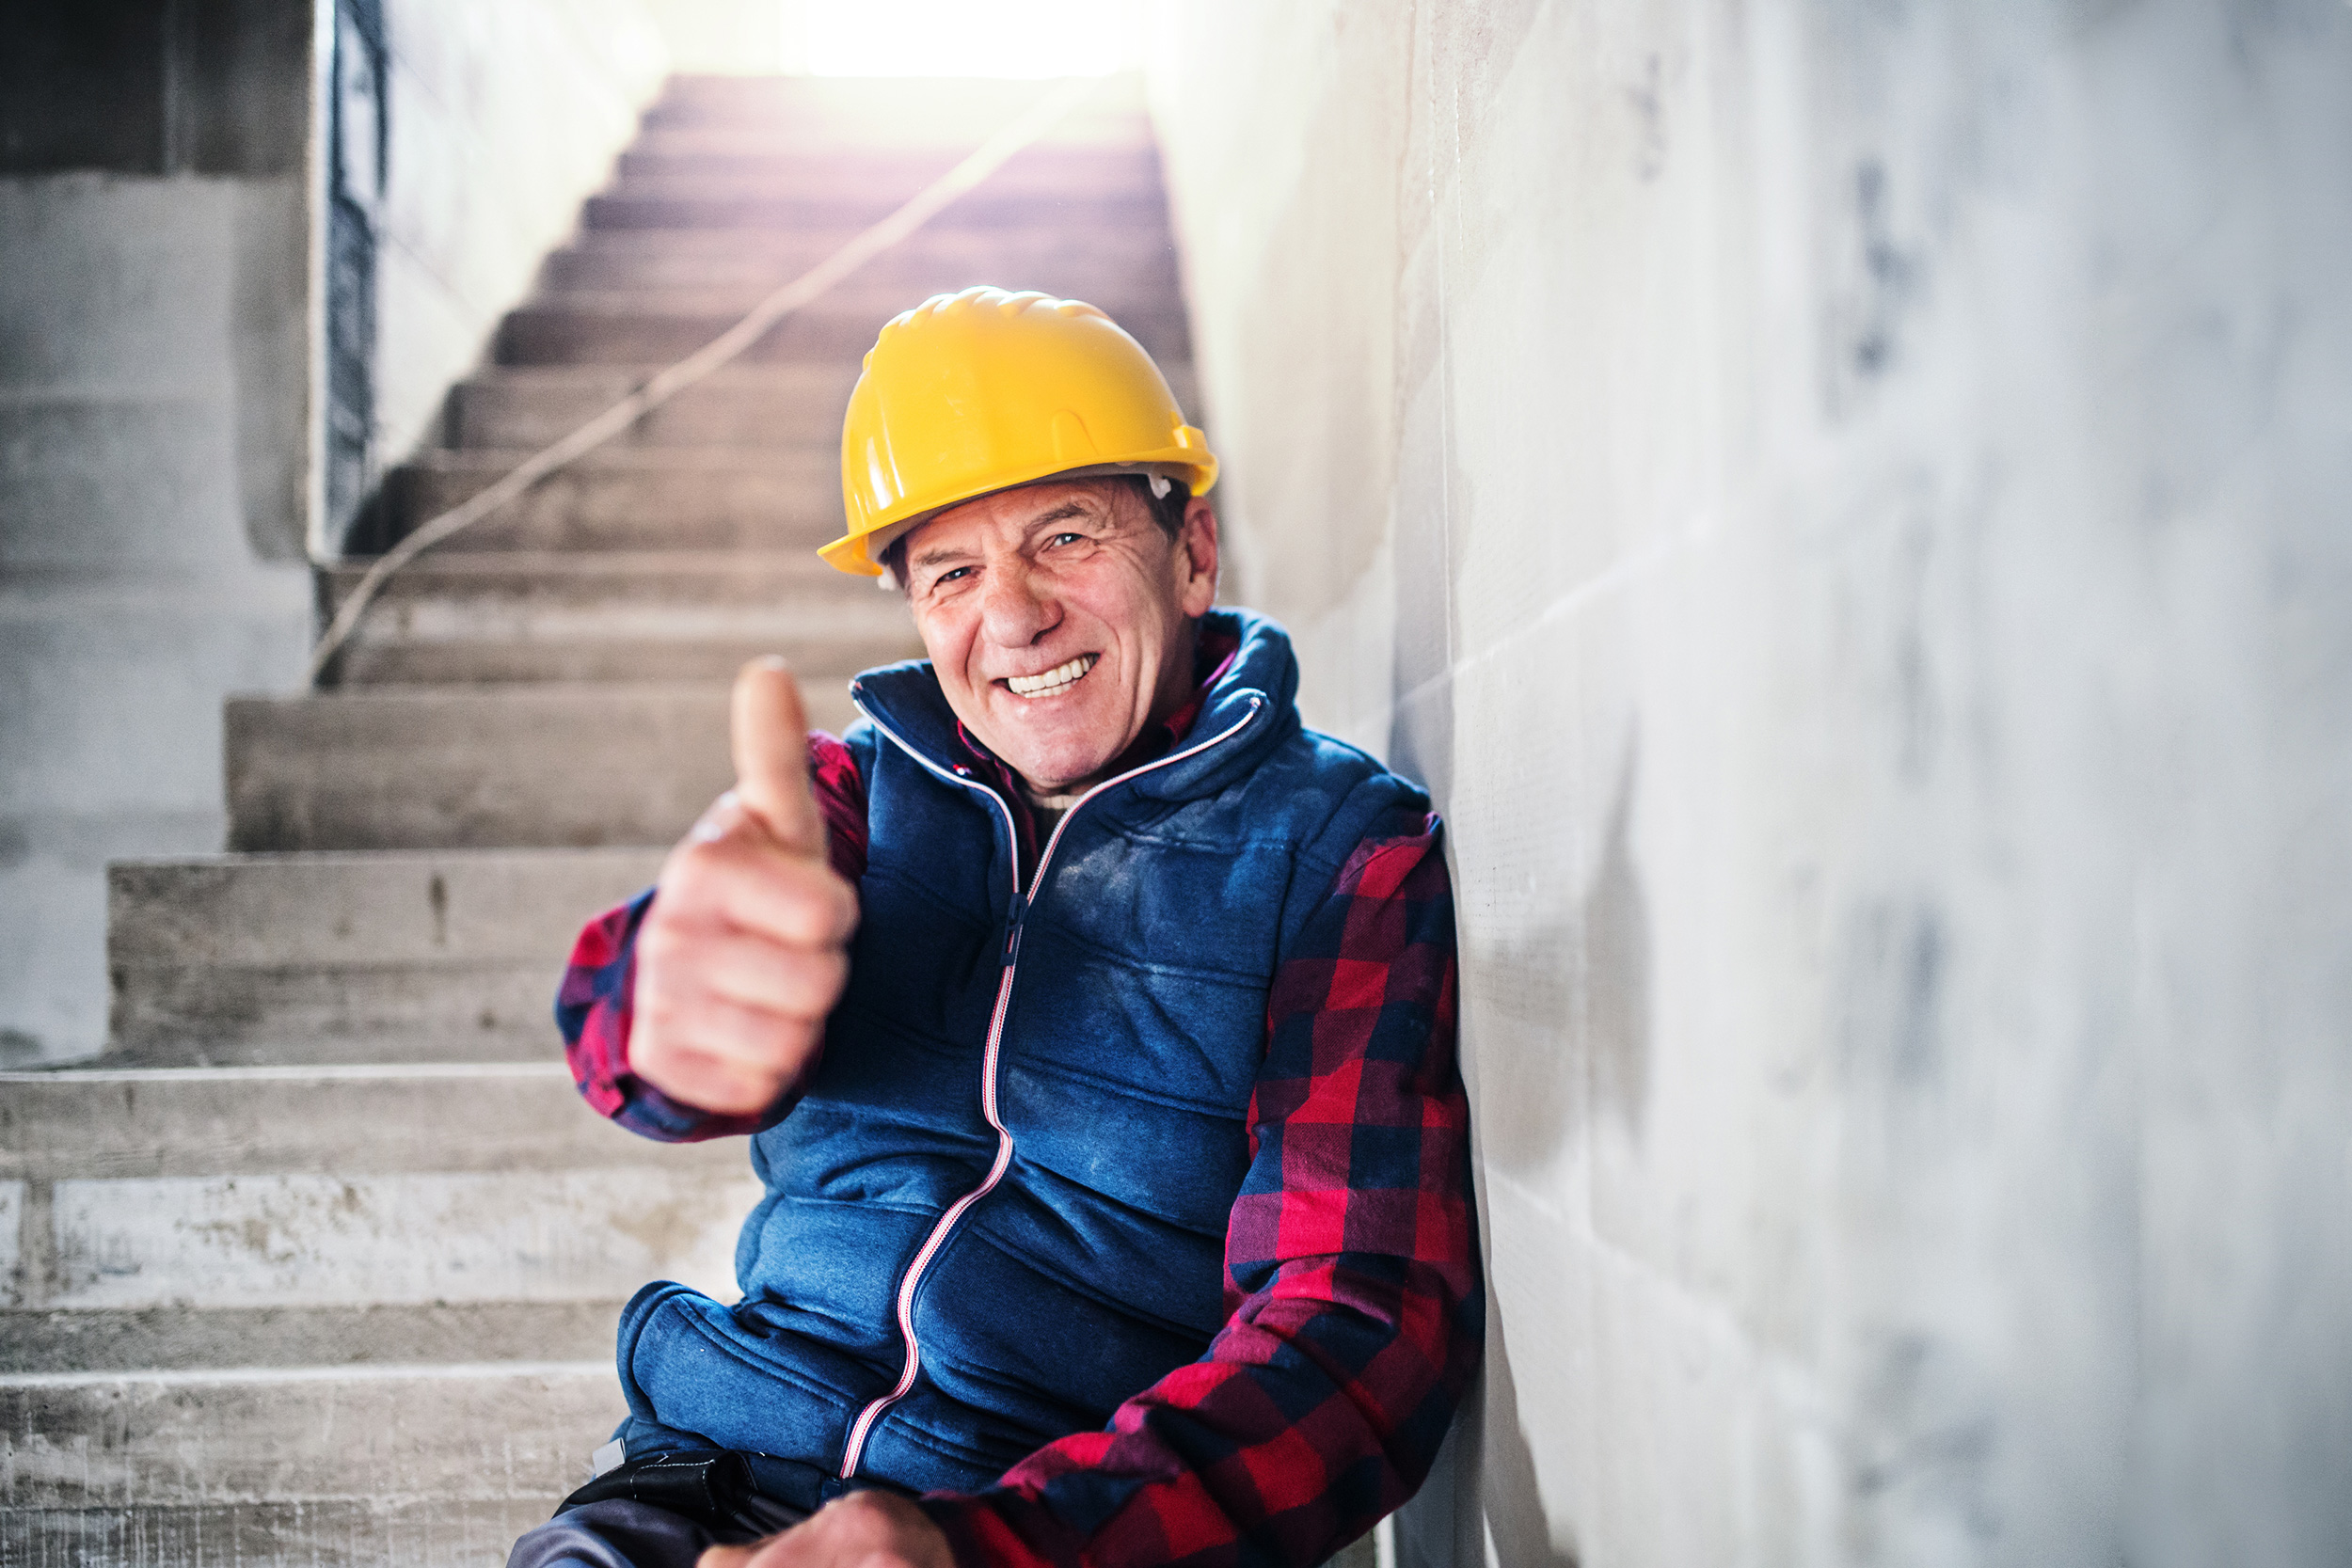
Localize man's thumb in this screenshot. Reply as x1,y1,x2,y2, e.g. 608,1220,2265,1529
731,656,819,852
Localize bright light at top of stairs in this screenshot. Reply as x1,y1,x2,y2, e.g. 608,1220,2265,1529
803,0,1143,77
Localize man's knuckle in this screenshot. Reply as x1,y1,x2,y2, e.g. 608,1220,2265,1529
832,888,862,940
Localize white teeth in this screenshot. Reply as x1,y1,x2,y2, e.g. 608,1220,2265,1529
1005,655,1097,698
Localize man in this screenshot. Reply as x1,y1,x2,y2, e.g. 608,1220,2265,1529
513,288,1480,1568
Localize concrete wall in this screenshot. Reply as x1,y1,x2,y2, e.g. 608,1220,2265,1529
0,173,312,1066
0,1,316,1065
0,1,666,1061
1149,5,2352,1565
651,0,810,73
370,0,668,494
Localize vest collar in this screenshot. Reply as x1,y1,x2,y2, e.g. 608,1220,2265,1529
848,608,1299,808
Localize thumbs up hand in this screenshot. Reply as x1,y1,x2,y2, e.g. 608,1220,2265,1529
631,657,860,1116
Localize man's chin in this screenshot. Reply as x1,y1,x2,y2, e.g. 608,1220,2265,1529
995,734,1121,796
1009,755,1111,797
979,709,1122,793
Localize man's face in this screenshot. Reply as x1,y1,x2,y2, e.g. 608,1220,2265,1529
898,479,1219,795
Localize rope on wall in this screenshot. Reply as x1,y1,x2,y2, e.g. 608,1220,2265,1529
306,73,1104,688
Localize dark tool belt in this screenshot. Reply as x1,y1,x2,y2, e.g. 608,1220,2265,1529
557,1451,778,1533
558,1449,914,1535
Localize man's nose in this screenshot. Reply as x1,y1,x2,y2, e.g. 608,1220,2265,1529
977,558,1058,646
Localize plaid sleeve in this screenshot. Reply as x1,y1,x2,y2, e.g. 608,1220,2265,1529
557,731,868,1144
922,808,1483,1567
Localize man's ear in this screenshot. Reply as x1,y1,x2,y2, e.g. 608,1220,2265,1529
1175,498,1220,616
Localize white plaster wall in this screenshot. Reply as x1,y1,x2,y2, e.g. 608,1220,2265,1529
371,0,668,480
1150,4,2352,1564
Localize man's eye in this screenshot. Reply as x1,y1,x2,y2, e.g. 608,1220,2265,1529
1046,531,1087,548
931,566,974,586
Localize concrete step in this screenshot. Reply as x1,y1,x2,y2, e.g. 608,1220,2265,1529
593,172,1167,220
444,362,854,451
582,184,1168,233
642,73,1149,136
0,1063,753,1314
2,1299,623,1374
222,684,805,851
319,551,924,687
436,359,1200,455
539,225,1179,294
1,1061,734,1550
2,1492,577,1568
1,1358,618,1518
494,290,1189,368
105,848,661,1064
613,140,1161,191
598,160,1165,202
625,120,1155,159
624,119,1154,159
637,88,1151,128
366,447,839,554
328,638,886,690
522,282,1183,331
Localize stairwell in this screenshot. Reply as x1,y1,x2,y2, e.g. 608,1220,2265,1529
3,75,1196,1566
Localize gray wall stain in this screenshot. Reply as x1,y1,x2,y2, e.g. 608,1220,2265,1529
1845,1332,2005,1556
1842,899,1947,1095
1476,1323,1585,1568
1582,738,1653,1136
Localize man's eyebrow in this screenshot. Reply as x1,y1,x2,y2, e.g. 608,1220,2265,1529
1023,502,1092,532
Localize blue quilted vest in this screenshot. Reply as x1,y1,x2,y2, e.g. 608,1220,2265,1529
612,610,1428,1508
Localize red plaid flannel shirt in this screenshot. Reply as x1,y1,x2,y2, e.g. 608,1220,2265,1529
556,673,1481,1566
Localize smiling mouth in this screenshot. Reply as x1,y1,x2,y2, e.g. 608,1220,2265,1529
1002,654,1099,700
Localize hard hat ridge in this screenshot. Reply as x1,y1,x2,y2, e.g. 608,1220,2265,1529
820,285,1218,578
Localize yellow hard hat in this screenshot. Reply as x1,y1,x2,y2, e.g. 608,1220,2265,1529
820,286,1218,577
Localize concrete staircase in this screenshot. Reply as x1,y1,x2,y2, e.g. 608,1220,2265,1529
3,75,1193,1565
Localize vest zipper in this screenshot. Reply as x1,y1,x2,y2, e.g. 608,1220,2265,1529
1003,891,1027,965
833,690,1265,1480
